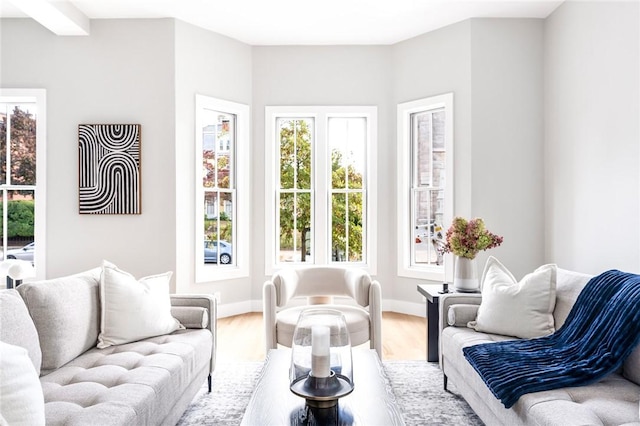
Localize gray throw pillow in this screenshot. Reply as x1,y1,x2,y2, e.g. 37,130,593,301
17,267,101,373
0,290,42,375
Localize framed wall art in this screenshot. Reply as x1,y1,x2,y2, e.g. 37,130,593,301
78,124,141,214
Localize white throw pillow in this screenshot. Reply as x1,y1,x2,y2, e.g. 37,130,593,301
0,341,45,425
97,262,183,349
468,256,557,339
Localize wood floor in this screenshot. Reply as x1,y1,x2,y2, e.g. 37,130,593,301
217,311,426,362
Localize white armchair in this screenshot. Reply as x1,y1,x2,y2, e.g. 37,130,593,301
263,266,382,357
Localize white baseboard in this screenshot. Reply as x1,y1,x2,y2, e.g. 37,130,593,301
382,299,426,318
217,298,426,318
217,300,254,318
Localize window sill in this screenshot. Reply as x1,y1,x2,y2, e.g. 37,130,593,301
195,264,249,283
397,266,444,282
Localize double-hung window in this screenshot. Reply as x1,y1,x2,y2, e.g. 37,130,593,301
397,93,453,281
0,89,46,278
195,95,249,282
265,106,377,274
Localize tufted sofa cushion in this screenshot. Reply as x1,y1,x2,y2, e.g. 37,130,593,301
40,328,212,425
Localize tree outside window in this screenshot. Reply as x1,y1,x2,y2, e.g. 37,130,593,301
275,109,370,263
0,104,37,261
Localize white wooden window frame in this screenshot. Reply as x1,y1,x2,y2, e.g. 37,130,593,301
195,95,249,282
0,89,46,280
265,106,378,276
397,93,454,281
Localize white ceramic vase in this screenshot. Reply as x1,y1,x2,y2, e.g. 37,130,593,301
454,256,479,292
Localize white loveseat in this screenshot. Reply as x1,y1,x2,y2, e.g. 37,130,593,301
0,266,216,425
439,268,640,426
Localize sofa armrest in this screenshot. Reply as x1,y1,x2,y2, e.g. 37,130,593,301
171,306,209,329
438,293,482,366
447,304,480,327
170,294,217,374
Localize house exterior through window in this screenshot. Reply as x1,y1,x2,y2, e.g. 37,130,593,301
0,89,46,278
195,95,249,282
397,93,453,281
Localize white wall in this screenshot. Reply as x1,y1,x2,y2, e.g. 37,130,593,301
2,2,637,314
469,18,545,277
544,1,640,274
173,20,253,306
391,21,473,306
391,19,545,306
250,46,393,303
0,19,177,283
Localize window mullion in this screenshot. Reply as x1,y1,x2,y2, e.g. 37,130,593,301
2,187,6,257
315,114,328,264
6,105,11,186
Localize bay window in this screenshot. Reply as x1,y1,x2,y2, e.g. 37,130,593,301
265,106,377,274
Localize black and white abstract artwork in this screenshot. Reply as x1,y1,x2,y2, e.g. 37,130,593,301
78,124,141,214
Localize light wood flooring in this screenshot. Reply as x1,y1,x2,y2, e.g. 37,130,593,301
217,311,426,362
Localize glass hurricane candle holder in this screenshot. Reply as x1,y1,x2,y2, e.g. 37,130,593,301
289,308,354,408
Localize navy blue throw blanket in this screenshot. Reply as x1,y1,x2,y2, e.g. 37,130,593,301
463,270,640,409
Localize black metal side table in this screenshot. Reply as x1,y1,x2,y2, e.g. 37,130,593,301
417,284,448,362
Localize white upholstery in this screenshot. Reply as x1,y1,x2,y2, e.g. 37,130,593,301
263,266,382,357
439,268,640,425
3,271,217,426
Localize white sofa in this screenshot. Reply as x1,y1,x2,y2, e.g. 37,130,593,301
439,268,640,426
0,267,216,425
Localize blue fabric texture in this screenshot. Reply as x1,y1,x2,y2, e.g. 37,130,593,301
463,269,640,408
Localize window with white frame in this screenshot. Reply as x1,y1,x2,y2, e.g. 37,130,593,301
195,95,249,282
397,93,453,281
265,107,377,274
0,89,46,279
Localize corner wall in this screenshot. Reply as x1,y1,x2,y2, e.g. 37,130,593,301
469,18,545,277
544,1,640,273
173,20,253,304
0,19,177,282
391,21,473,307
391,19,545,307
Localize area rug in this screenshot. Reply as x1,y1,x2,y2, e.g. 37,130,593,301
384,360,483,426
177,360,483,425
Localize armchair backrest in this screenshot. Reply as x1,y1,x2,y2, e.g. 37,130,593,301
271,266,373,308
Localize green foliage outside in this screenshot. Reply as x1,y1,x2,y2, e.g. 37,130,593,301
279,120,312,260
0,200,35,238
0,106,37,186
202,128,232,244
279,119,364,262
0,107,36,240
204,217,232,242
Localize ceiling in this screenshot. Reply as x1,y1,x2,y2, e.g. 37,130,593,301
1,0,564,45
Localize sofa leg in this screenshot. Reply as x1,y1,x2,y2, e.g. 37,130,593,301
444,374,448,391
208,374,212,393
